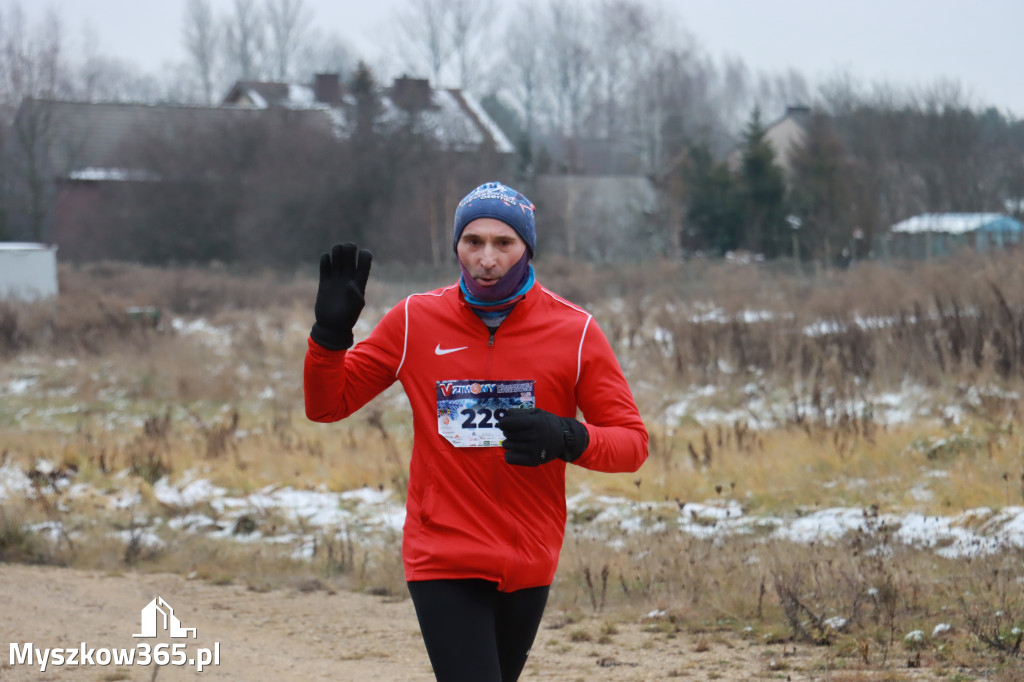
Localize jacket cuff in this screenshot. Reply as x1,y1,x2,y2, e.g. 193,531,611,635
562,417,590,462
310,323,354,351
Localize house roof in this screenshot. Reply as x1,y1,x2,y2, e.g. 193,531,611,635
379,88,513,153
0,242,55,251
891,213,1022,234
222,75,514,154
223,81,295,108
764,105,811,131
15,74,513,186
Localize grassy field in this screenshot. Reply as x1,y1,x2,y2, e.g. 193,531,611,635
2,254,1024,679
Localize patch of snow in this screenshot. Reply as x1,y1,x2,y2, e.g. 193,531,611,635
111,490,142,509
775,508,869,544
153,477,227,508
4,377,36,395
111,529,165,550
245,89,267,108
908,484,933,502
0,463,32,500
823,616,847,631
28,521,68,543
68,167,159,182
167,513,222,532
287,84,315,105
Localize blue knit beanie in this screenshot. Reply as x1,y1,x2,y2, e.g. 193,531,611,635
453,182,536,257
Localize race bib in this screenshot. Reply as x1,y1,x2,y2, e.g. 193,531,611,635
436,379,535,447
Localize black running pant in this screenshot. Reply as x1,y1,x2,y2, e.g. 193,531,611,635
407,578,550,682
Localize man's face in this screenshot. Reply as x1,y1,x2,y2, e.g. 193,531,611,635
457,218,527,287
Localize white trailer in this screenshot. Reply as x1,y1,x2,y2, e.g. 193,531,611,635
0,243,59,301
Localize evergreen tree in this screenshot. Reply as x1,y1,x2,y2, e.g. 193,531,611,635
737,107,788,257
350,61,380,138
345,62,385,249
684,141,742,254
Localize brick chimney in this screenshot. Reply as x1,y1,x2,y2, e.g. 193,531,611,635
313,73,342,105
391,76,432,111
785,105,811,127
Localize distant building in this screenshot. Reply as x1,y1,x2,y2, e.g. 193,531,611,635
7,74,513,262
9,98,331,256
0,243,58,301
877,213,1023,260
728,105,811,180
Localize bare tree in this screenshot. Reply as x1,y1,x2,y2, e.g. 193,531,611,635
223,0,266,81
183,0,219,103
502,1,544,146
0,3,74,241
265,0,310,81
591,0,657,139
750,69,811,122
715,57,753,137
654,47,726,158
0,3,71,120
394,0,453,85
449,0,495,91
76,49,163,102
592,0,684,173
542,0,593,161
294,30,353,81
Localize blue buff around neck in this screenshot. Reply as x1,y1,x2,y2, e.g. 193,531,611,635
460,264,535,310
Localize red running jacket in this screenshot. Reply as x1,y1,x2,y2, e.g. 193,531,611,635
304,281,648,592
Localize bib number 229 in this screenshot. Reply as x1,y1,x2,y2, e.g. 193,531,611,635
460,407,507,429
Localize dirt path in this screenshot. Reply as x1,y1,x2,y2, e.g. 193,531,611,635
0,563,900,681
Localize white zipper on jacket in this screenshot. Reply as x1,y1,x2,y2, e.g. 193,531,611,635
482,320,523,585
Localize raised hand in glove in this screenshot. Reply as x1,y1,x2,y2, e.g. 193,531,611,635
498,408,589,467
310,242,372,350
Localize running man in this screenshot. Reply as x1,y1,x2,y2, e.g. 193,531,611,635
304,181,648,681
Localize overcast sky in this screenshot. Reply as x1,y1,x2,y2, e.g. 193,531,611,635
23,0,1024,117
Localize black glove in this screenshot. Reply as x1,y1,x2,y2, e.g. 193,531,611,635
310,242,372,350
498,408,589,467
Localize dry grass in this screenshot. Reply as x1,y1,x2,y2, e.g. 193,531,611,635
609,415,1024,516
3,254,1024,677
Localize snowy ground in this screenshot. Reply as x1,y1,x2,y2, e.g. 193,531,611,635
3,310,1023,563
3,461,1023,562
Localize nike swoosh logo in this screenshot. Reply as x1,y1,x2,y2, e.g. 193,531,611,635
434,344,469,356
